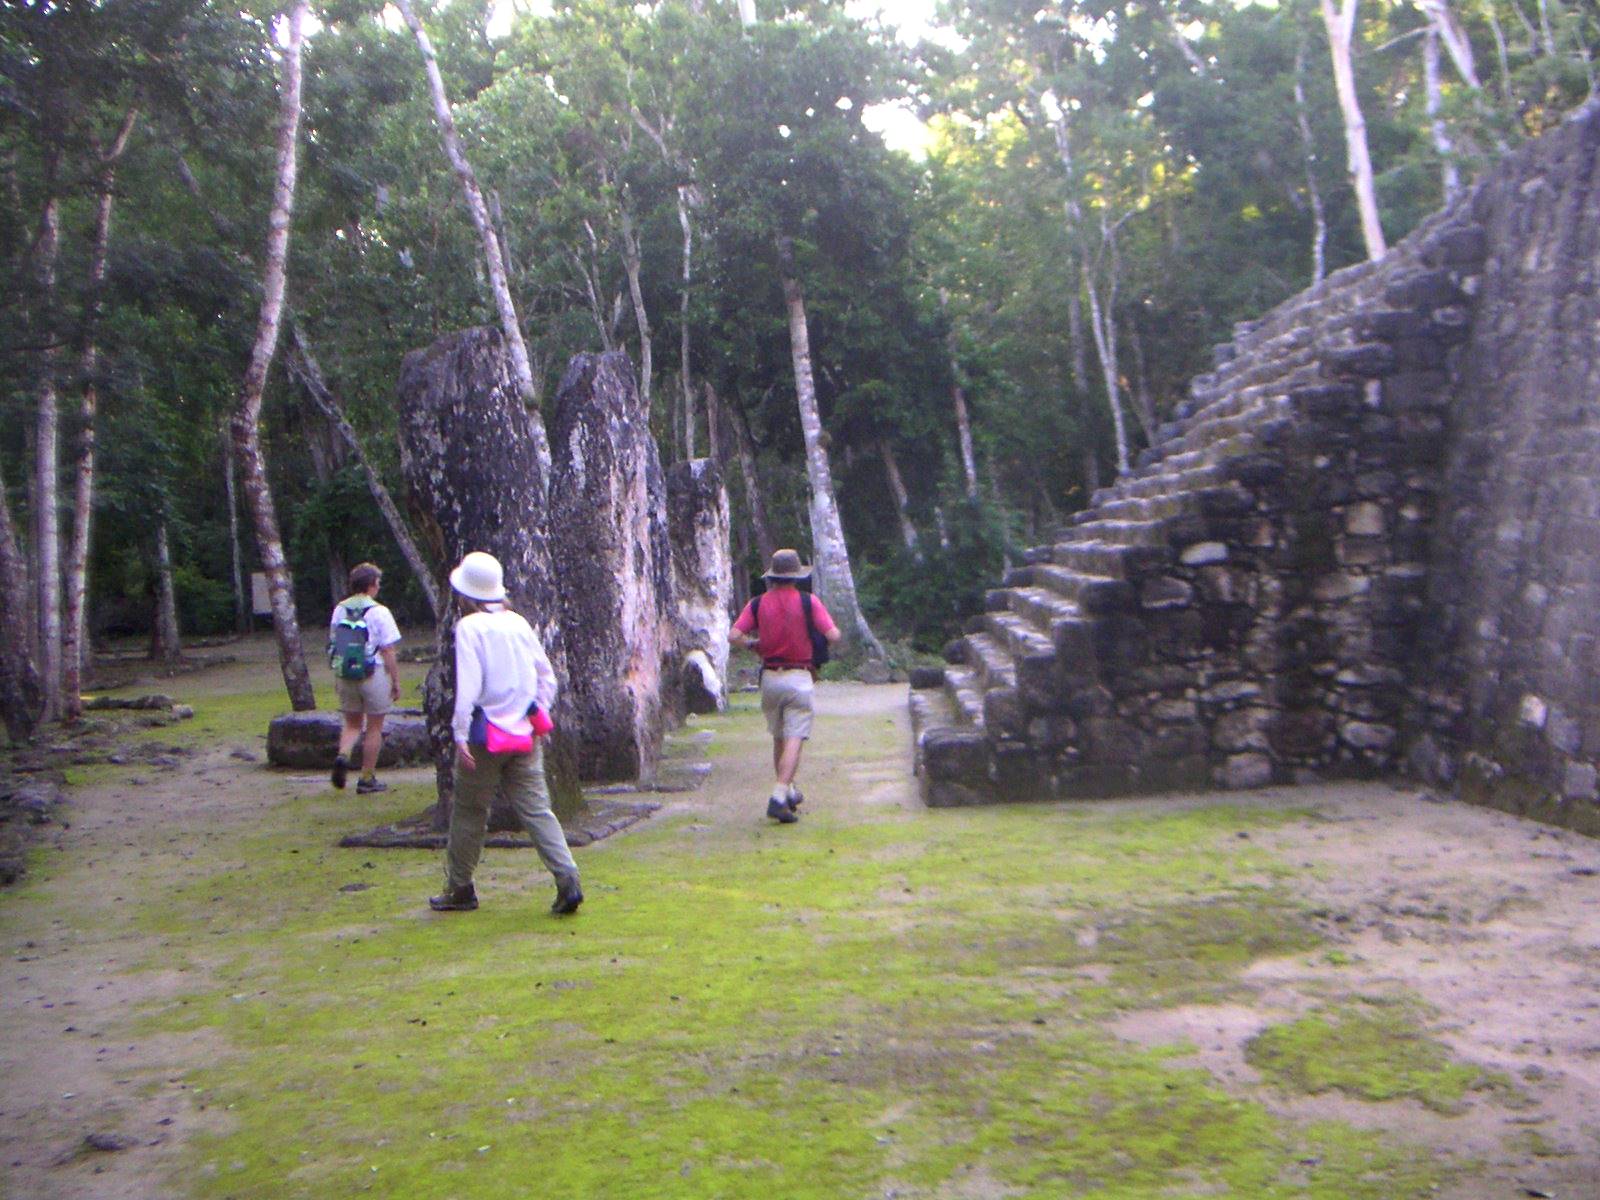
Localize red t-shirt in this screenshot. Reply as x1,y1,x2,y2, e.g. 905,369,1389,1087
733,587,839,666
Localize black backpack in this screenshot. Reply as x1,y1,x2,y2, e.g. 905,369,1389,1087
751,589,829,669
329,598,376,680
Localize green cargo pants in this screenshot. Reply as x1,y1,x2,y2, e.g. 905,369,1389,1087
445,744,579,890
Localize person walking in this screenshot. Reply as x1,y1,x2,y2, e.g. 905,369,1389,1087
429,551,583,916
328,562,403,794
729,548,842,824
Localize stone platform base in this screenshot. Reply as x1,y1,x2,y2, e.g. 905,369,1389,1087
338,795,661,850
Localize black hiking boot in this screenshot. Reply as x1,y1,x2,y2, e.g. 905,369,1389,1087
551,876,584,916
428,884,478,912
786,786,804,814
766,796,799,824
356,776,389,795
331,754,349,790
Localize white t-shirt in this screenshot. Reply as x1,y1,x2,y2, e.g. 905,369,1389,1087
329,597,402,666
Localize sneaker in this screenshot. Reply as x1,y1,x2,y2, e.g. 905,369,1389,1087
786,786,804,814
766,796,799,824
331,754,349,790
551,876,584,916
356,777,389,794
428,883,478,912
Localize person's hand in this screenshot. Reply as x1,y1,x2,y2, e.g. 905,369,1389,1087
389,680,402,703
456,741,477,772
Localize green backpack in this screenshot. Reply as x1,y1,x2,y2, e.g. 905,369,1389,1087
329,597,377,681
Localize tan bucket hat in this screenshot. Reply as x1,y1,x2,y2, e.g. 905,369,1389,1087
763,548,812,581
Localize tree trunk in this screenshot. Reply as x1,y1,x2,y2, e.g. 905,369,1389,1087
287,324,443,619
879,438,920,555
0,457,43,742
31,189,62,722
1125,311,1158,446
233,0,315,712
677,186,695,460
63,108,138,721
393,0,551,476
1082,256,1131,476
1293,36,1330,284
775,240,885,659
729,400,777,565
1424,27,1464,200
938,289,980,498
1321,0,1387,260
223,423,248,634
617,195,653,409
149,520,181,664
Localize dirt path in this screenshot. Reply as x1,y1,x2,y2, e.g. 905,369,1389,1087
2,673,1598,1198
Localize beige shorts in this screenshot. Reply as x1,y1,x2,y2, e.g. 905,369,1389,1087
761,669,814,740
336,661,393,716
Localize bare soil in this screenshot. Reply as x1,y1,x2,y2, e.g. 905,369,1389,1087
2,664,1598,1198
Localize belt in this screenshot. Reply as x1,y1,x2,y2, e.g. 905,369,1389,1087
763,661,812,672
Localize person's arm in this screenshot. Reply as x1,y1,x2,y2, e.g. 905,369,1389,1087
530,627,558,717
812,596,843,644
453,622,482,770
380,644,401,701
729,600,756,652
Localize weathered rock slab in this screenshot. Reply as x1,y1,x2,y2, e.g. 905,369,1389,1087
266,711,430,769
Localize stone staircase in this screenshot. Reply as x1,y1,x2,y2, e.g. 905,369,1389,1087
911,208,1490,807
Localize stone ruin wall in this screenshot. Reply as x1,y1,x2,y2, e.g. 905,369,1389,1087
915,103,1600,835
1405,103,1600,835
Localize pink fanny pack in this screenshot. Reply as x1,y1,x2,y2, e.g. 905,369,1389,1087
480,706,554,755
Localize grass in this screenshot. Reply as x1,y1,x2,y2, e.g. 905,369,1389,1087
0,645,1485,1199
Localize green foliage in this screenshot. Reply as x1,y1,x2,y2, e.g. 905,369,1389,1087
857,497,1012,651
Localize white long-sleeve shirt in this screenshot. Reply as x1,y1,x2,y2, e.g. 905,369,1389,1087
452,607,559,743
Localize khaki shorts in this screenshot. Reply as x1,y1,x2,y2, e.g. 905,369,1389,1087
336,661,393,716
761,669,814,740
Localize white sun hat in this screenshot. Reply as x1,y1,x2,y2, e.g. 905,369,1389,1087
449,551,507,603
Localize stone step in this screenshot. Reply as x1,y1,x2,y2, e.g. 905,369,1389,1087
909,686,960,774
1113,461,1229,501
943,665,987,730
1009,583,1087,630
1049,539,1170,579
981,608,1056,663
1063,518,1167,549
960,630,1017,692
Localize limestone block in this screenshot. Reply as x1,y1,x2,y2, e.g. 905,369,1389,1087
1200,680,1263,707
267,710,431,769
681,651,722,717
1180,542,1228,567
1561,762,1597,799
1312,572,1369,602
1321,343,1398,378
667,459,732,712
1268,710,1334,759
1344,502,1386,536
909,666,946,690
1213,707,1272,753
1218,753,1273,789
1150,697,1198,723
1518,694,1548,728
1140,576,1194,610
1546,712,1582,755
1340,721,1397,751
548,353,675,783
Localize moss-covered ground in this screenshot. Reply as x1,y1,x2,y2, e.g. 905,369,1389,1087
0,652,1503,1198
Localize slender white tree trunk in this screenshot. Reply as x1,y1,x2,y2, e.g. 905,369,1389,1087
677,186,694,459
222,421,248,633
31,190,62,721
1424,28,1464,200
776,241,884,660
938,289,980,498
63,108,138,721
618,194,653,408
1293,37,1330,284
394,0,551,473
233,0,315,712
879,438,920,555
287,323,443,619
1321,0,1387,260
0,457,43,742
150,519,181,664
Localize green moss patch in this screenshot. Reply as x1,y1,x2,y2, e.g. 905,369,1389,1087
1245,998,1514,1113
